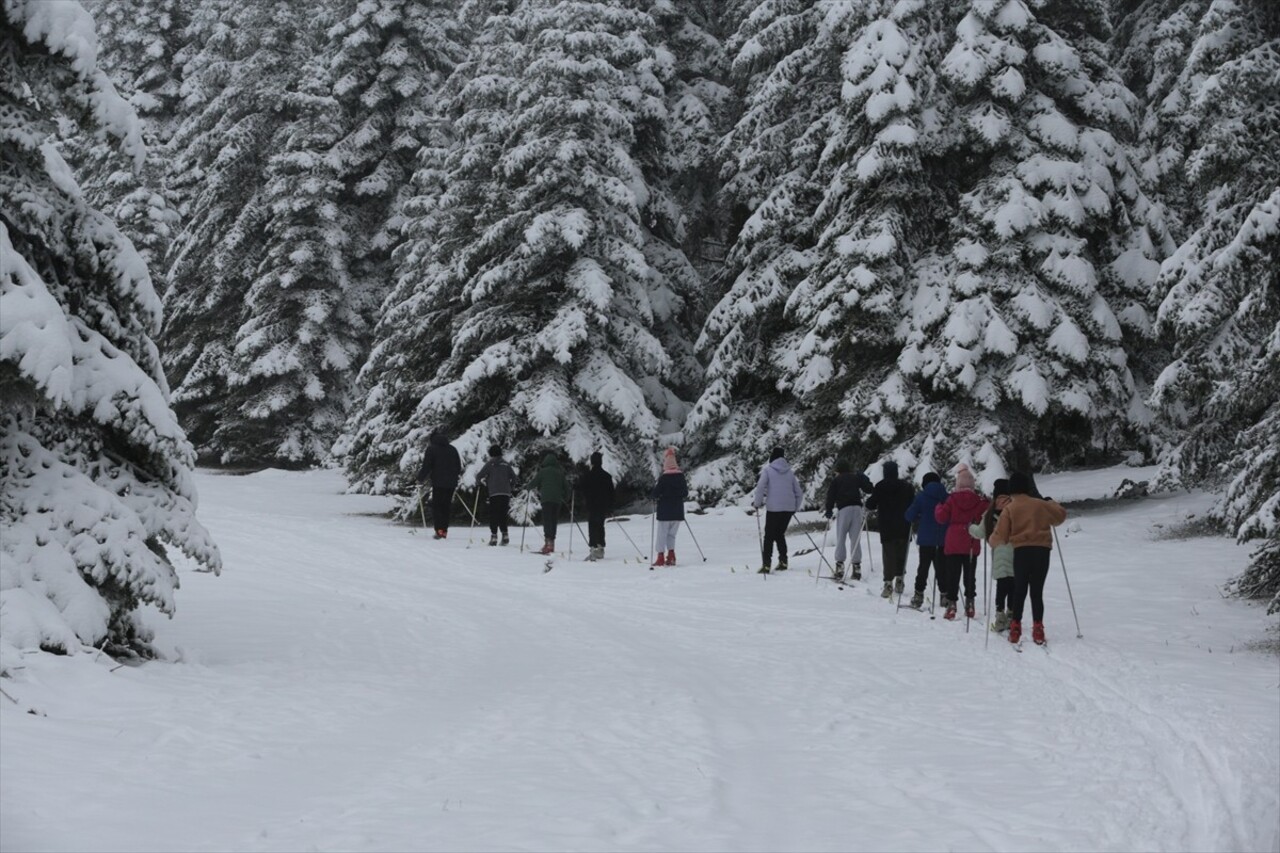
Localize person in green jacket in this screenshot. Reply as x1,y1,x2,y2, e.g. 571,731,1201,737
969,478,1014,631
533,452,569,555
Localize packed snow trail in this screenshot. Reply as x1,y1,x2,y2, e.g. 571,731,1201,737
1,469,1277,853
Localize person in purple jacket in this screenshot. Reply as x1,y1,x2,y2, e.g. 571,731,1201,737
903,472,948,609
752,447,804,574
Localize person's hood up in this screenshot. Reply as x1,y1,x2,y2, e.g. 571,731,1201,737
429,432,447,446
768,457,793,475
882,460,899,480
948,489,986,513
921,481,949,503
541,453,561,469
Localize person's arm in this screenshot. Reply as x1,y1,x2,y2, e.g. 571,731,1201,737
477,459,492,489
990,506,1012,546
934,498,952,524
606,473,615,507
791,474,803,509
752,469,768,508
1045,499,1067,526
865,485,879,511
415,447,432,484
858,473,875,494
824,480,836,516
904,494,920,525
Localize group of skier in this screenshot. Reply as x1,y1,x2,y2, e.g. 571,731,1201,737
416,434,1068,645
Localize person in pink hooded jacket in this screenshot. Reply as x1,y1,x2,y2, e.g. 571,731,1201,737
933,464,990,620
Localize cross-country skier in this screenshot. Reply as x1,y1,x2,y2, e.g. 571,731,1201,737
969,478,1013,631
415,432,462,539
477,444,516,546
752,447,804,573
651,448,688,566
583,451,615,561
865,460,915,597
532,452,569,555
989,472,1067,645
823,460,874,581
903,472,948,608
934,463,990,620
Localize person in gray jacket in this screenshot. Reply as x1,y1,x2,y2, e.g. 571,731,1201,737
752,447,804,573
477,444,516,545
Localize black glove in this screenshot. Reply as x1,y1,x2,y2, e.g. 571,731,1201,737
824,510,833,520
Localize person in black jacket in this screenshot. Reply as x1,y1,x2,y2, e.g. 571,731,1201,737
651,447,688,567
582,451,615,561
477,444,516,546
864,460,916,598
415,432,462,539
823,460,875,581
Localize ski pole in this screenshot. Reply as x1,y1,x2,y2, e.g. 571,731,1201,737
611,517,646,561
800,528,835,575
649,503,657,564
815,514,832,585
683,518,707,562
929,575,937,620
865,519,877,576
984,543,992,650
416,486,428,530
755,508,765,578
568,488,576,559
519,488,534,553
1053,527,1083,638
470,489,481,543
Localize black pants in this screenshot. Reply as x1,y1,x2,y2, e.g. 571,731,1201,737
588,510,606,548
431,487,455,531
541,502,560,541
1012,546,1051,622
881,537,908,581
914,545,944,593
995,577,1014,611
762,511,793,566
942,553,977,602
488,495,510,535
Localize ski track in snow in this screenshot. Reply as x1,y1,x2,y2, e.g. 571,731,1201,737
2,469,1277,853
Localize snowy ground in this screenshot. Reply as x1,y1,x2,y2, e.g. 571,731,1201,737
2,467,1277,853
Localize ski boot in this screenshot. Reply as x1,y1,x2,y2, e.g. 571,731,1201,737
965,598,976,619
584,547,599,562
776,560,788,571
881,581,893,599
652,551,666,567
1032,621,1046,645
758,562,771,574
433,529,446,540
910,590,924,609
539,539,555,555
944,598,957,620
489,534,498,546
894,576,904,595
850,563,862,581
991,610,1010,632
666,549,676,567
833,561,845,582
1008,620,1022,644
501,534,510,546
595,546,605,560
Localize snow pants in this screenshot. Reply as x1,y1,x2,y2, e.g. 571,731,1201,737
1012,546,1051,623
541,501,560,542
914,545,943,594
431,487,455,532
881,537,909,581
762,511,793,567
588,510,607,549
833,506,864,565
995,576,1014,611
488,495,510,536
655,519,679,552
942,553,977,603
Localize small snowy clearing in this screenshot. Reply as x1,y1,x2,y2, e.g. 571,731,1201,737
1,467,1277,853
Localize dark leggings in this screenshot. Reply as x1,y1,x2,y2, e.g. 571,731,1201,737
995,577,1014,611
943,553,977,602
488,495,510,535
762,511,794,566
881,538,908,581
431,487,455,531
914,545,944,593
1012,546,1051,622
588,511,606,548
541,502,560,541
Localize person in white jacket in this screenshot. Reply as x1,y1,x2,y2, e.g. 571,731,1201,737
752,447,804,573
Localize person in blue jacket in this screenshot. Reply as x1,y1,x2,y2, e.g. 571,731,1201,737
903,471,948,608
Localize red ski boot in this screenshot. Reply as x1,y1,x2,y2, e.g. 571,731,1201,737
1008,620,1022,644
666,549,676,566
944,599,957,621
651,551,666,567
1032,621,1046,645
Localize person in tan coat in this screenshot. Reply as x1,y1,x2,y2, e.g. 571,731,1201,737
989,472,1067,645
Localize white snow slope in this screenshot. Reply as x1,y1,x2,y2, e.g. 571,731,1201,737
2,467,1277,853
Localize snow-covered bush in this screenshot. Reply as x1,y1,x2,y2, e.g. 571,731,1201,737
0,0,220,663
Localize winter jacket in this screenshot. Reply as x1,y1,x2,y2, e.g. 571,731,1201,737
478,458,516,497
904,481,949,547
824,472,874,515
583,465,615,514
866,468,915,540
753,458,804,513
533,454,569,505
416,434,461,489
969,513,1014,580
989,494,1067,549
652,471,688,521
935,489,990,556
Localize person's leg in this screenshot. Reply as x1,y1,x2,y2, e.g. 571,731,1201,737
914,545,933,592
763,511,781,565
995,576,1012,611
833,507,853,564
489,497,500,535
1027,547,1051,622
664,520,679,553
963,554,977,603
776,511,793,567
1011,548,1032,622
849,506,864,565
431,488,451,532
588,512,605,549
495,495,510,536
542,502,558,543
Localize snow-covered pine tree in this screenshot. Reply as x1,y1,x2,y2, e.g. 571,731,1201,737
896,0,1169,478
1141,0,1280,611
341,0,697,498
0,0,220,662
161,1,324,463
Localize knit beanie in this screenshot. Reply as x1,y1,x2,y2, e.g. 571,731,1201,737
954,464,976,491
1010,472,1033,495
489,444,502,458
836,459,850,473
590,451,603,468
663,447,680,473
882,460,899,480
922,471,941,487
991,477,1011,498
769,447,785,462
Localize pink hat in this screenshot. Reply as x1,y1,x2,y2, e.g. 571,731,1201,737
954,464,976,491
663,447,680,473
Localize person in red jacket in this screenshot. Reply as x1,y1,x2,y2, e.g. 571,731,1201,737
933,463,990,620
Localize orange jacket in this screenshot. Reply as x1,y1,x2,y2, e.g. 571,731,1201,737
989,494,1067,549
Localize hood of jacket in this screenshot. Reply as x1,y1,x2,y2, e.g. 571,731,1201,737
921,481,948,504
429,432,448,447
768,457,793,475
540,453,561,470
947,489,986,514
